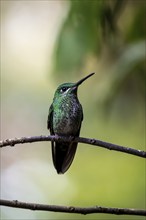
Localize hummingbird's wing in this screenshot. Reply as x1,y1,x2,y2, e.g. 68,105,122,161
47,104,55,157
47,104,54,133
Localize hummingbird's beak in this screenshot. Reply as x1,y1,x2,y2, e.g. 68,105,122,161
74,72,95,87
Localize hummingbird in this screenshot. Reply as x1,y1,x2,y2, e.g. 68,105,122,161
47,73,95,174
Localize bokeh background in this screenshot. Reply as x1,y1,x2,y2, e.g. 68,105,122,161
0,0,145,219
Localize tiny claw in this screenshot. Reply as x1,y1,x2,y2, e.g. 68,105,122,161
69,136,75,141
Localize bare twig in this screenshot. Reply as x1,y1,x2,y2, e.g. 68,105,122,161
0,135,145,158
0,199,146,216
0,136,146,158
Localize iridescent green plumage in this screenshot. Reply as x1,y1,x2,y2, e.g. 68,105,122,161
47,73,95,174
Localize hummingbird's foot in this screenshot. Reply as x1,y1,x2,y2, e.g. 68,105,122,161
53,134,61,142
53,134,75,142
69,135,75,142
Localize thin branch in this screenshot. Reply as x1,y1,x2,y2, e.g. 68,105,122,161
0,199,146,216
0,135,145,158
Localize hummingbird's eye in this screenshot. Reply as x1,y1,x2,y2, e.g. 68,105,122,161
60,87,67,93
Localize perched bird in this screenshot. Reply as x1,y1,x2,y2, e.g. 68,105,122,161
47,73,95,174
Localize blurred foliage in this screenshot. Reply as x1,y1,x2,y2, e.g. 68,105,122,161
53,0,145,117
54,0,145,70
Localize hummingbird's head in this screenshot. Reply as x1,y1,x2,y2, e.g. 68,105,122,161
54,72,95,99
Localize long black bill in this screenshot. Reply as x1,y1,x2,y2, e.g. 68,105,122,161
75,72,95,87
